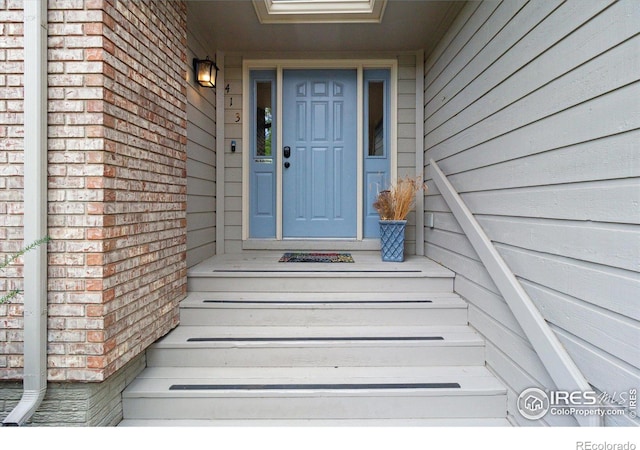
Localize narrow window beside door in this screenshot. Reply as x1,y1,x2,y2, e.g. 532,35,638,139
256,82,272,157
368,81,384,157
363,70,390,238
249,71,277,238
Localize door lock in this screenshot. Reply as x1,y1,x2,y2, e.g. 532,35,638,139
283,146,291,159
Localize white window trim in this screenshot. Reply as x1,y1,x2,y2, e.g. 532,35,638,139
242,59,398,242
252,0,387,24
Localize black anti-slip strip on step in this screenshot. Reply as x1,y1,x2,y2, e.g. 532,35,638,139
212,269,422,273
169,382,461,391
186,336,444,342
202,300,433,304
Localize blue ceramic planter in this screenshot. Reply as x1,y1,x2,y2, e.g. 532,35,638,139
379,220,407,262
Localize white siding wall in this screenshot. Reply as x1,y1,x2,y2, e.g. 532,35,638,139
222,54,418,254
186,30,217,267
424,0,640,426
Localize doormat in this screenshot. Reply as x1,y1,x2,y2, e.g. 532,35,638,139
278,252,354,263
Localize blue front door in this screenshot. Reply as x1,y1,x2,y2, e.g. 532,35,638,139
282,69,358,238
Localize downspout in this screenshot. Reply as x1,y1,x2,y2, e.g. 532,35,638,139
3,0,48,426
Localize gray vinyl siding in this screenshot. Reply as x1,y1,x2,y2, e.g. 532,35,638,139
397,54,418,253
186,29,217,267
424,0,640,426
223,55,244,254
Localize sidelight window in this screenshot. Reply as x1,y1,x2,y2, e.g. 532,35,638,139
367,80,385,157
256,81,273,157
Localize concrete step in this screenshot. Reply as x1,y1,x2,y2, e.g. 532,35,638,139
122,366,507,420
179,292,469,326
146,325,485,367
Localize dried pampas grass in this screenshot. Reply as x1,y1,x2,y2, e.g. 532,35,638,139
373,176,426,221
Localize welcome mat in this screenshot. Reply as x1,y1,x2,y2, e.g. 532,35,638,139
278,252,354,263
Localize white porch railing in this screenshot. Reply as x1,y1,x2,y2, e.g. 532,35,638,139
429,159,602,427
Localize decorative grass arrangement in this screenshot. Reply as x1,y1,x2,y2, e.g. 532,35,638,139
373,176,426,221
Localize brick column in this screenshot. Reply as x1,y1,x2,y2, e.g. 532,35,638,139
1,0,187,384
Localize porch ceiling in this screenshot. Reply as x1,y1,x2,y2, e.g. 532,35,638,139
187,0,467,54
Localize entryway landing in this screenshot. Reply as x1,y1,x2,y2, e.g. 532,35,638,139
188,251,453,275
187,251,456,293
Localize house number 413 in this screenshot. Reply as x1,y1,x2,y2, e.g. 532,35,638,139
226,83,234,107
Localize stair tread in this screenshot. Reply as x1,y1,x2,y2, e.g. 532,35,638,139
118,418,512,427
152,325,483,347
124,365,505,396
129,364,495,379
181,291,467,306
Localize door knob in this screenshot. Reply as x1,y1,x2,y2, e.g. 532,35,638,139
284,162,290,169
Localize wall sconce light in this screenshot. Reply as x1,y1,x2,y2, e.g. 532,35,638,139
193,56,219,88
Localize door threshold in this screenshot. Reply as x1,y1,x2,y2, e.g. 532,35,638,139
243,239,380,251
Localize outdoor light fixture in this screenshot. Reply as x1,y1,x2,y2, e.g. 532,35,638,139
193,57,219,88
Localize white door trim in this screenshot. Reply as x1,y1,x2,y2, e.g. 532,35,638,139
242,59,398,243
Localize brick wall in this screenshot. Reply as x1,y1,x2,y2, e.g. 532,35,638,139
0,0,26,377
1,0,187,383
98,0,187,380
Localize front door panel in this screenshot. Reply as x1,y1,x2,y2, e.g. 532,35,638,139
283,70,357,238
